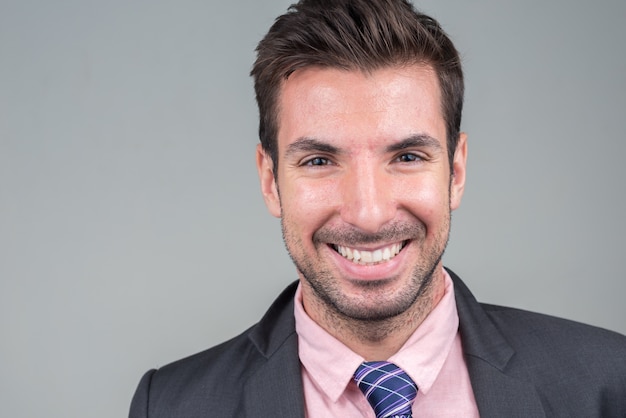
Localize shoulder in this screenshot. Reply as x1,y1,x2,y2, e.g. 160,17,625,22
131,326,263,417
158,325,263,387
449,268,626,368
129,281,301,418
482,303,626,412
448,268,626,414
482,302,626,363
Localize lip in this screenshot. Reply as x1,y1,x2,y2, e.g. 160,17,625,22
326,240,411,281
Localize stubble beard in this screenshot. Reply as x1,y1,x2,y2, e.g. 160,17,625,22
281,213,451,341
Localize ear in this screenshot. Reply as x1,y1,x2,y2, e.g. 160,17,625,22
256,144,282,218
450,132,467,211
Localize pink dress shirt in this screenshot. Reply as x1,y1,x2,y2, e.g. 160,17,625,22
294,269,479,417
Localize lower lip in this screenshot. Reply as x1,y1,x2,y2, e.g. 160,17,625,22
327,242,410,281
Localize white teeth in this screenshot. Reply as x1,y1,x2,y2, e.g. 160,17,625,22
335,242,404,265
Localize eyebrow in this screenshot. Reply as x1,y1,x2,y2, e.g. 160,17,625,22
284,137,342,158
384,133,443,154
283,133,443,158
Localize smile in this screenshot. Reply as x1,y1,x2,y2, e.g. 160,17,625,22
331,241,407,265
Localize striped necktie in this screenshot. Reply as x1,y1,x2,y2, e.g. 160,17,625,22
354,361,418,418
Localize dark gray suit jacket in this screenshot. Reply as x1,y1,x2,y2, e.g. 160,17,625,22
130,270,626,417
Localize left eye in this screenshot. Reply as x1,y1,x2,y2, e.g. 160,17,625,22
305,157,330,166
396,153,421,163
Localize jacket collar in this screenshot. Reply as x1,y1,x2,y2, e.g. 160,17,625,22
242,281,305,416
448,268,546,417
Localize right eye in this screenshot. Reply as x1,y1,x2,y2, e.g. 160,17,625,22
303,157,331,166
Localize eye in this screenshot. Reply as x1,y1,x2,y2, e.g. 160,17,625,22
304,156,331,166
395,153,422,163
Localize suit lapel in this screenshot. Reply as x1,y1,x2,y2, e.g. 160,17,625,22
448,269,547,417
240,281,305,417
241,332,305,416
464,355,546,417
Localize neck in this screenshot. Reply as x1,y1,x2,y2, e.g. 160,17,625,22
302,269,446,361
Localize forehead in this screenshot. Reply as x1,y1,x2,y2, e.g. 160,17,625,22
275,65,445,152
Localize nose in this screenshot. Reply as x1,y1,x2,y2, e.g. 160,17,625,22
339,161,397,234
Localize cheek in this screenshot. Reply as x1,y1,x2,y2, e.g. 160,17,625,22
281,179,337,226
401,179,450,222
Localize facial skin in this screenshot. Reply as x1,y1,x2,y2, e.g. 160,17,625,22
257,65,467,359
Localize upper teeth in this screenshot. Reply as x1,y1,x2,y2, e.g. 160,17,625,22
335,242,404,264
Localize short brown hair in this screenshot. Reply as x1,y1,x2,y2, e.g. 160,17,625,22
251,0,464,172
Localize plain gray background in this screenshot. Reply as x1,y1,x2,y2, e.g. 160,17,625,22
1,0,625,417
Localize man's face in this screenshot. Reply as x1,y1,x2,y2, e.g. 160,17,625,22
257,65,467,322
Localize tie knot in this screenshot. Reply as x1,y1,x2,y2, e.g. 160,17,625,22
354,361,418,418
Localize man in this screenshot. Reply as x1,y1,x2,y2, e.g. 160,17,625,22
130,0,626,416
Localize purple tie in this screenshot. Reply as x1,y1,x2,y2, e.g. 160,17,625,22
354,361,418,418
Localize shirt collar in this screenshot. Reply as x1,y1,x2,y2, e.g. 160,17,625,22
294,268,460,401
389,270,459,394
294,284,364,402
